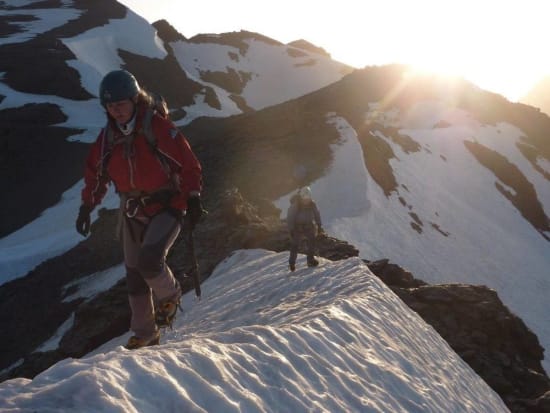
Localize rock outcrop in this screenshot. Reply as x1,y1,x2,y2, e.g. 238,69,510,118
367,258,550,413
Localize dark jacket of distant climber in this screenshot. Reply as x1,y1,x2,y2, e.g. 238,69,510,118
286,187,323,270
287,196,322,234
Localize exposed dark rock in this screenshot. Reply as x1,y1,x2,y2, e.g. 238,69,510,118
381,126,422,153
0,13,37,37
48,0,127,38
203,86,221,110
59,278,130,356
356,128,398,196
119,49,202,110
529,391,550,413
0,36,92,99
0,207,122,376
153,19,186,43
0,0,136,237
365,259,426,288
517,141,550,181
286,47,308,58
183,101,339,202
367,258,550,413
0,104,88,237
229,94,254,113
6,351,67,381
1,0,61,10
464,140,550,240
287,39,331,57
199,67,252,95
190,30,282,55
0,0,127,99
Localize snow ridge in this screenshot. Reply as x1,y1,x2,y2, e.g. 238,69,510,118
0,250,509,412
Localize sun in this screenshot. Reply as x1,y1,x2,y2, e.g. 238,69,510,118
323,1,549,103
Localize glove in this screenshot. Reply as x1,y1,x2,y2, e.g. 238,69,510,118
76,204,92,237
186,196,204,229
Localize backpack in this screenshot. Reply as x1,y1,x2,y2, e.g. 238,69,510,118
100,93,171,177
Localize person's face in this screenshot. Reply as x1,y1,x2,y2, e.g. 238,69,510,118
106,99,135,124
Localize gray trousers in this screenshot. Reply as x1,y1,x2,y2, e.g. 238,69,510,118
122,210,181,338
289,224,317,265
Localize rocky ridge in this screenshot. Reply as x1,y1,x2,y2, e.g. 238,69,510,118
367,259,550,413
0,189,548,412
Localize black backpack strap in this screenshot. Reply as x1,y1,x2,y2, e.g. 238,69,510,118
141,107,157,151
99,121,114,177
140,108,174,178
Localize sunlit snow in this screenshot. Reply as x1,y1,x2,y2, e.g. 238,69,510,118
0,250,509,413
276,110,550,373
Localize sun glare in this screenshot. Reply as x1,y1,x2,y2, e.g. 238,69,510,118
323,1,549,102
121,0,549,102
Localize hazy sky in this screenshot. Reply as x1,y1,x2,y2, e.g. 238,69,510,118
118,0,550,101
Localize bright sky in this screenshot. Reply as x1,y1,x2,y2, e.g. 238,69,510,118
119,0,550,101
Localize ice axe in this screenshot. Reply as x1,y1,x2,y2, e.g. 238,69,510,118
181,209,207,299
184,225,201,299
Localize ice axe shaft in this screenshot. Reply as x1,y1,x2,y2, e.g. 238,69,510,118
187,228,201,298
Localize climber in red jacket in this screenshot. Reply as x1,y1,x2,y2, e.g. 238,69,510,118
76,69,202,350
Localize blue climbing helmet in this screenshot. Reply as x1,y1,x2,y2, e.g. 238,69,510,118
99,70,140,107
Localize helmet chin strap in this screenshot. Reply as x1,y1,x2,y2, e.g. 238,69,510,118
117,106,137,136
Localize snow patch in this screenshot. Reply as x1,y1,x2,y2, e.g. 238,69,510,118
62,264,125,303
61,9,167,96
34,313,75,353
171,37,350,112
536,156,550,175
1,8,81,45
275,114,370,224
0,182,119,285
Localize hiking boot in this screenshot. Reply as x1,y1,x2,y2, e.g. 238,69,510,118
307,258,319,267
289,263,295,272
155,298,180,328
125,331,160,350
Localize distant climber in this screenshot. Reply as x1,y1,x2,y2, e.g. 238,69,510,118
75,69,203,349
286,186,325,271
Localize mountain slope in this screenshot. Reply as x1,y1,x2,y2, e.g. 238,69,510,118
0,0,549,399
170,28,351,119
181,66,550,373
0,0,351,239
0,250,510,413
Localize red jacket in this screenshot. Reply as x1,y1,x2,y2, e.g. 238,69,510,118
81,105,202,214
